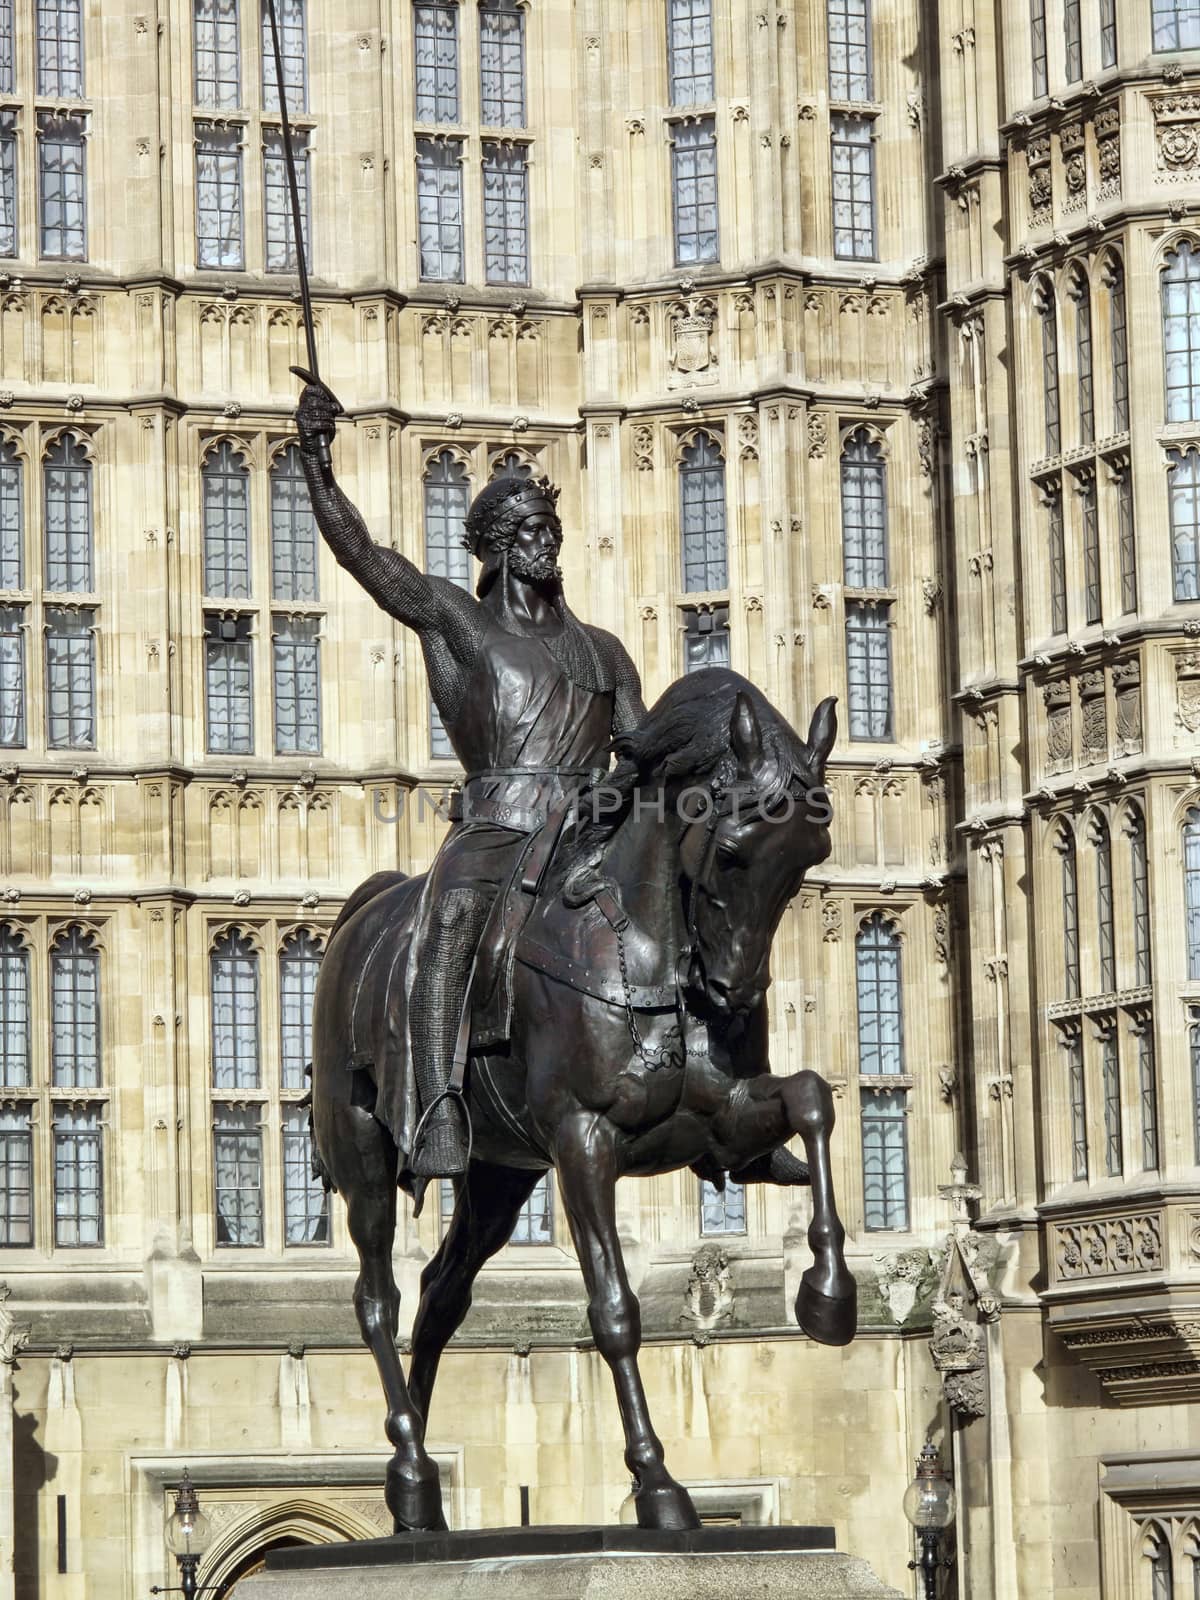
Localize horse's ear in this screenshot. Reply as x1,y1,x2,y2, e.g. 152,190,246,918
807,697,837,780
730,692,764,775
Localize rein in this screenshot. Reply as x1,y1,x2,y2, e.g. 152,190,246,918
589,780,751,1070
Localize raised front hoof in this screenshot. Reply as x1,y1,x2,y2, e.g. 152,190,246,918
386,1461,448,1534
795,1274,857,1347
634,1481,702,1531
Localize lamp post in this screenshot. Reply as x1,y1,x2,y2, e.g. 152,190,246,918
152,1470,213,1599
902,1441,956,1600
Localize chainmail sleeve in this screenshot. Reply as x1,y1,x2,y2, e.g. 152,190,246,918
299,442,484,670
610,636,647,736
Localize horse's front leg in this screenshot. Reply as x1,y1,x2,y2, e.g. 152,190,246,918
781,1071,857,1347
554,1112,700,1531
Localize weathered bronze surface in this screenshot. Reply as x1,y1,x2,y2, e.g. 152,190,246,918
297,383,857,1536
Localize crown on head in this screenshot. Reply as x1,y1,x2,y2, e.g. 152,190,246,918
464,473,562,555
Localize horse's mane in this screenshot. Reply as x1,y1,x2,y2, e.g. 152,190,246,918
560,668,819,890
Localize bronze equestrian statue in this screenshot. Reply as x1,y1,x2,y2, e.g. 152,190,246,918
297,382,857,1536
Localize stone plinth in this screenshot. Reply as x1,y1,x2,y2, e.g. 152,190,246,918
236,1527,903,1600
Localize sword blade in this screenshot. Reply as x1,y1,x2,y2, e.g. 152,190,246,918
263,0,319,379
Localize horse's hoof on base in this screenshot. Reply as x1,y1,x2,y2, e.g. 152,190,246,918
386,1463,448,1533
796,1276,857,1347
635,1482,702,1531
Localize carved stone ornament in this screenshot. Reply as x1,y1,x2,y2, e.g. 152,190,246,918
668,294,716,388
1176,650,1200,737
1043,678,1073,772
807,411,828,459
1151,93,1200,182
1054,1212,1163,1283
0,1282,30,1366
1112,658,1143,756
1079,669,1107,764
680,1242,734,1330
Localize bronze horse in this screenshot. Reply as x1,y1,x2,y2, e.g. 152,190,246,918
310,668,856,1533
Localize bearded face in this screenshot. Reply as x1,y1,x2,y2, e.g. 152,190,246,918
494,502,564,588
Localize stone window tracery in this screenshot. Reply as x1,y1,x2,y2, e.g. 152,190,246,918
842,429,888,587
679,432,726,592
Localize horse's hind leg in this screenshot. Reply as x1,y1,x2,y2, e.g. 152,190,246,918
555,1113,700,1532
408,1160,542,1432
782,1071,857,1347
322,1098,446,1532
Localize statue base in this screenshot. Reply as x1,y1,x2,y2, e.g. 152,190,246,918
236,1526,904,1600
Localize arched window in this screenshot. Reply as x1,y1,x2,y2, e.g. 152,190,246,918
1044,481,1067,635
50,927,100,1087
1106,257,1129,433
0,437,23,588
270,444,318,602
1168,448,1200,602
0,926,28,1088
1129,807,1151,986
856,914,908,1232
1057,825,1080,998
1100,1023,1122,1177
1071,272,1094,445
424,451,471,757
1037,283,1060,456
43,433,91,593
490,450,533,480
202,441,250,598
210,930,260,1090
841,428,887,587
479,0,525,127
679,433,727,592
279,930,321,1091
1143,1522,1174,1600
1163,241,1200,424
1185,808,1200,981
1094,815,1115,992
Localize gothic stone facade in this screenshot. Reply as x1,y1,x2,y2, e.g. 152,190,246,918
1,2,1200,1598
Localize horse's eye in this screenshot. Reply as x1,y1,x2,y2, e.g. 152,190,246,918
716,838,741,865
